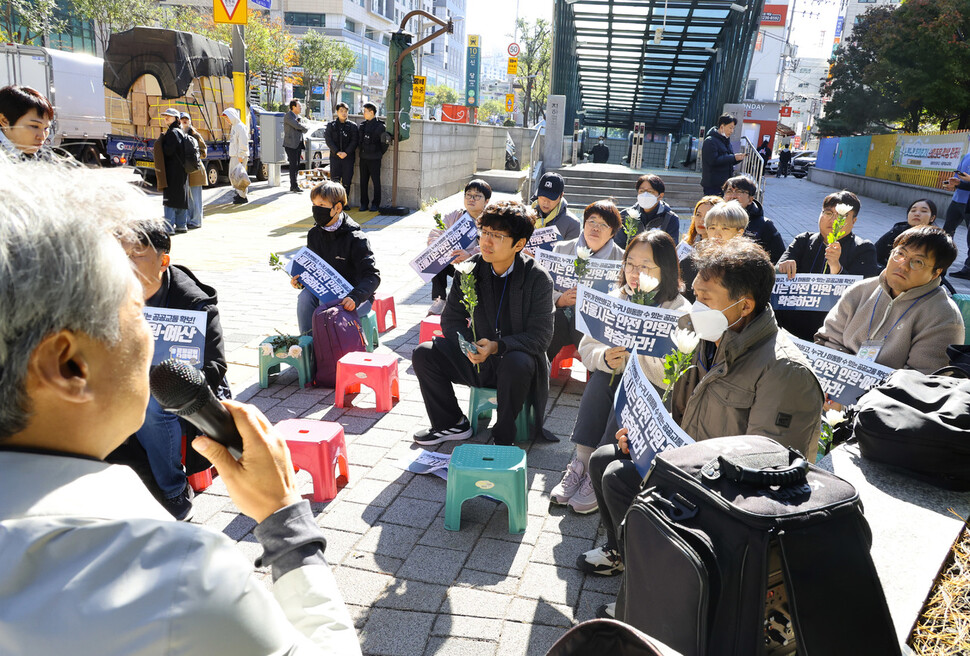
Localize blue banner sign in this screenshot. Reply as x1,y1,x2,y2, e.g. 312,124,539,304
575,285,682,356
789,337,894,406
534,249,622,293
771,274,861,312
526,226,561,251
285,247,354,305
409,215,478,282
144,308,207,368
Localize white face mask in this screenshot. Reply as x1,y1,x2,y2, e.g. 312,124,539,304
688,299,745,341
637,192,659,211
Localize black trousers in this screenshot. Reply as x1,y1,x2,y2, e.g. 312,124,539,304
412,338,535,445
589,424,641,554
546,306,583,361
701,186,723,196
943,200,970,270
359,157,382,209
329,156,355,199
285,145,302,189
431,264,456,300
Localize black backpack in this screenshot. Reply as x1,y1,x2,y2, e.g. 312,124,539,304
618,435,899,656
853,366,970,490
180,129,203,175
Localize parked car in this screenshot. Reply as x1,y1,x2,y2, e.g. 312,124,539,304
303,120,329,169
792,151,817,178
766,149,810,175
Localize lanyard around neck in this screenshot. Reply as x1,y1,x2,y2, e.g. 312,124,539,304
866,288,934,340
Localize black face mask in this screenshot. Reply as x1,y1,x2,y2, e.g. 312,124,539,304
312,205,334,227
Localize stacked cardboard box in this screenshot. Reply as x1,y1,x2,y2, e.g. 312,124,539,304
104,74,234,142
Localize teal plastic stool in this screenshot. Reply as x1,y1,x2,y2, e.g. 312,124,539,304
953,294,970,345
259,335,314,388
360,310,379,352
445,443,528,534
467,386,534,443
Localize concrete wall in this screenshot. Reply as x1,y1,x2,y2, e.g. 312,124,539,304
347,120,537,209
807,168,953,212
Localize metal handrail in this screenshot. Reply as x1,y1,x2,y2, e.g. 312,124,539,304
526,127,543,201
739,135,765,202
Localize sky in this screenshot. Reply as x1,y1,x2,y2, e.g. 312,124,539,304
464,0,841,61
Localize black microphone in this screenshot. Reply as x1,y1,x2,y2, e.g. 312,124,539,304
150,359,243,456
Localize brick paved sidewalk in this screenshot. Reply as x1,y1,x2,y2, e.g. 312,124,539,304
166,172,967,656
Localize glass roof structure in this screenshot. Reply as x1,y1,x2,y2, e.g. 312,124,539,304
551,0,767,135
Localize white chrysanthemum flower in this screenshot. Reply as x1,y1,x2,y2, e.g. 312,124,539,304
288,345,303,359
823,409,847,426
260,343,273,356
453,261,476,275
672,328,700,354
835,203,853,218
576,246,593,260
638,272,659,293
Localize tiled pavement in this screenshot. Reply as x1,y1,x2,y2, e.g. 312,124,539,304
156,171,968,656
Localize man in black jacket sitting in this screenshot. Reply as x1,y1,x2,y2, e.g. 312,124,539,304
412,200,555,447
614,173,680,246
722,175,785,263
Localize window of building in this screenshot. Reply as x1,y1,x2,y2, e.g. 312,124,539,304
745,80,758,100
345,18,357,32
371,56,387,77
383,35,390,46
365,28,379,41
285,12,325,27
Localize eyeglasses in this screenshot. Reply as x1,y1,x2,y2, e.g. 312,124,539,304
478,229,511,244
585,220,611,231
624,261,658,273
890,248,933,272
465,193,485,201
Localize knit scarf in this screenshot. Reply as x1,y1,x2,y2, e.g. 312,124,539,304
532,198,562,228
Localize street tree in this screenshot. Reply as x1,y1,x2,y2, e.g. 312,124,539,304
243,12,298,108
299,34,356,114
477,99,507,123
513,17,551,128
425,84,459,112
69,0,159,54
1,0,65,45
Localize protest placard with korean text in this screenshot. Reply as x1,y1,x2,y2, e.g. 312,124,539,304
771,274,861,312
285,247,354,305
526,226,561,251
534,249,622,294
789,336,894,406
143,308,207,368
409,215,478,282
575,285,683,357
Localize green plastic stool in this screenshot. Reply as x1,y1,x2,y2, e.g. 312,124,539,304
445,443,528,534
259,335,314,388
953,294,970,345
467,386,534,443
360,310,379,352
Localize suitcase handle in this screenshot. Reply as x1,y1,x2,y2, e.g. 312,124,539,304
702,449,808,487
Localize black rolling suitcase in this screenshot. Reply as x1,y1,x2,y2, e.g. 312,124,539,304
617,435,899,656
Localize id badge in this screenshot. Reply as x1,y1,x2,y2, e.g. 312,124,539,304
857,339,884,362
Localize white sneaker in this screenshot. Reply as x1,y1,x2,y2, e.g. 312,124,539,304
550,457,585,505
428,297,446,315
577,546,624,576
567,473,599,514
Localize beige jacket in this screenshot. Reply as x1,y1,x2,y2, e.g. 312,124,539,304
815,273,964,374
578,287,691,388
671,306,824,461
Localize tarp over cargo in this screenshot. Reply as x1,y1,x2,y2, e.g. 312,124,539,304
104,27,232,99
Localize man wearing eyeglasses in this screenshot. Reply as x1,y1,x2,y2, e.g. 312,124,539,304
411,200,556,447
816,225,964,376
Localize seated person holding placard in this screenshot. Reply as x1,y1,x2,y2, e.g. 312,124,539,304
411,200,555,447
776,190,880,341
577,239,822,596
552,230,690,515
425,179,491,316
107,221,229,520
816,225,964,375
546,199,626,361
293,181,381,336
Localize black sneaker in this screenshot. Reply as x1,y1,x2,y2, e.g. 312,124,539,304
232,195,248,205
413,417,473,446
595,602,616,619
951,268,970,280
369,205,381,213
160,483,195,521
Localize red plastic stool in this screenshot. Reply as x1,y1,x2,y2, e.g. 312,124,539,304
551,344,579,379
372,293,397,333
276,419,349,502
335,351,400,412
420,315,444,343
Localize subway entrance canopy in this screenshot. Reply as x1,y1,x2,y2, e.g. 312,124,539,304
552,0,767,135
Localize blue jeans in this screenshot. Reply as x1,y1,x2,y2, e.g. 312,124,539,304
163,205,188,231
134,395,186,499
188,185,203,228
297,288,371,335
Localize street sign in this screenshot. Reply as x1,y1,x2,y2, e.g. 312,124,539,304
507,57,518,75
780,106,792,117
505,94,514,112
412,75,426,108
465,34,481,107
508,42,520,56
213,0,246,24
250,0,270,9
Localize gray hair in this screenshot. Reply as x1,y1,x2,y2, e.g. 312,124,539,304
0,155,164,439
704,199,749,231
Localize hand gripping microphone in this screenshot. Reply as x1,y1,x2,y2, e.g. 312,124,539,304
150,359,243,457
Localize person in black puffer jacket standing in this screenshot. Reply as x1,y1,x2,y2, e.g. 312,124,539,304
701,114,745,196
324,102,359,204
357,103,387,212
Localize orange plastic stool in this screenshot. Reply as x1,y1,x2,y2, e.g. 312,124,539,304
372,293,397,333
335,351,400,412
419,315,444,343
276,419,349,502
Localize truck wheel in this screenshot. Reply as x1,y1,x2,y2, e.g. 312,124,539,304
80,145,101,168
256,161,269,181
205,161,221,187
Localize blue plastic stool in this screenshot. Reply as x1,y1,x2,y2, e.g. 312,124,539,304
360,310,380,352
467,386,534,443
259,335,314,388
445,444,528,534
953,294,970,345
